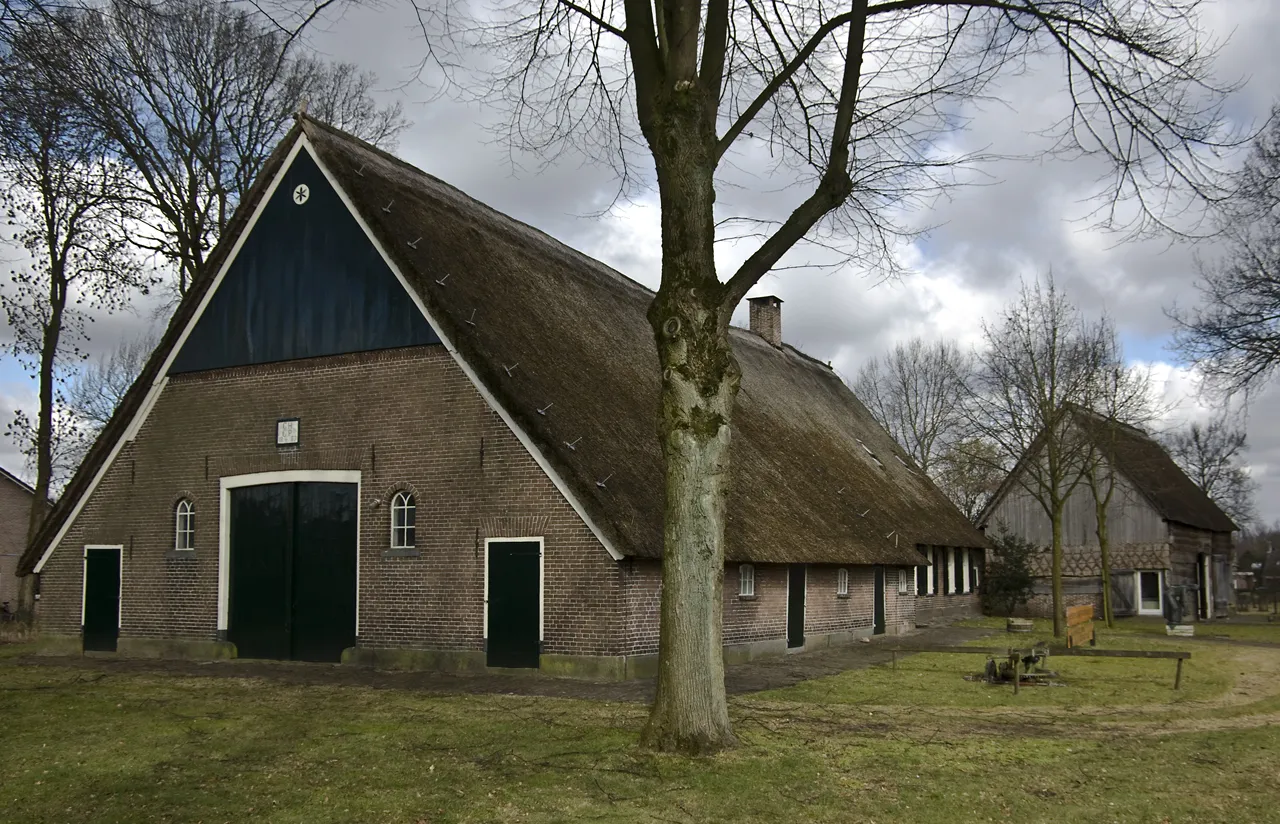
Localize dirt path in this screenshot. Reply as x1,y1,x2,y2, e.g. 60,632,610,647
3,624,993,702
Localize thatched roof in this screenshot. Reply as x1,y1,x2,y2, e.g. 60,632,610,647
22,117,987,574
1069,407,1237,534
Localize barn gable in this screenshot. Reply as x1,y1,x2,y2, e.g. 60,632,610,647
169,150,438,374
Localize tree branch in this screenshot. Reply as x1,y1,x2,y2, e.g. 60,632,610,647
559,0,625,39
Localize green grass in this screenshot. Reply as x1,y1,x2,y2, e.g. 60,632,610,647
958,613,1280,644
4,641,1280,823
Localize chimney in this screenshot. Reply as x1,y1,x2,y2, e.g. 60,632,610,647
748,295,783,347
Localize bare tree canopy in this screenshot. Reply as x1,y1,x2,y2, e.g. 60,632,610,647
66,330,159,434
968,276,1109,635
0,16,154,620
60,0,408,294
1162,414,1257,528
402,0,1240,753
933,437,1005,522
854,338,970,474
1174,105,1280,395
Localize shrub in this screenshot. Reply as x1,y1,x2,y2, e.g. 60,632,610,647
981,526,1037,616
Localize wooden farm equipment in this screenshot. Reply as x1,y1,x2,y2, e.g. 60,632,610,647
1065,604,1096,648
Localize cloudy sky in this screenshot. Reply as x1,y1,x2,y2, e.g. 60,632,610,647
2,0,1279,521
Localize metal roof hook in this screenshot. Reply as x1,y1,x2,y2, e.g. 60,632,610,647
435,273,451,286
537,402,554,416
382,200,394,213
503,362,519,376
465,309,477,326
355,163,367,177
565,437,581,451
407,237,422,249
596,473,613,489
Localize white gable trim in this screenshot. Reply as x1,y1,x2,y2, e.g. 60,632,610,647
32,138,309,573
299,138,625,561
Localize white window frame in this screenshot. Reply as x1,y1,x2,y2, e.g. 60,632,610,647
837,567,849,596
390,491,416,550
925,548,936,595
739,563,756,598
897,568,909,595
1136,569,1164,616
946,548,957,595
174,499,195,551
960,548,971,594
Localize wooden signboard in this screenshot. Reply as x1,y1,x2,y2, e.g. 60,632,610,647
1065,604,1096,649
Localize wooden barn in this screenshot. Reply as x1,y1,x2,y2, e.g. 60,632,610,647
18,116,986,677
981,406,1235,620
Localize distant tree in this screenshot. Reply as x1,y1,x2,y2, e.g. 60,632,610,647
1174,105,1280,394
64,0,408,294
854,338,970,475
1077,326,1160,628
967,277,1108,637
981,526,1038,618
933,438,1005,523
1162,414,1257,528
66,330,158,434
0,18,152,622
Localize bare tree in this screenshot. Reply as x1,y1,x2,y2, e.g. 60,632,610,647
1162,414,1257,528
65,329,158,434
407,0,1237,752
1174,105,1280,395
969,277,1107,637
0,18,152,621
1076,327,1159,628
854,338,970,475
63,0,408,295
933,437,1005,522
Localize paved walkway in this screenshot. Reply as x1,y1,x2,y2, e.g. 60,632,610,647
7,625,993,703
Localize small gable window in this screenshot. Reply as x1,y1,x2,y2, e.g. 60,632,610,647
898,568,909,595
174,499,195,551
837,567,849,596
391,491,416,550
739,564,755,598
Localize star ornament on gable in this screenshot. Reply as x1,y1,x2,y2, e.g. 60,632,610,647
292,184,310,205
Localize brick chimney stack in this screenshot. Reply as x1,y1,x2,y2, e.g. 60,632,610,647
748,295,783,347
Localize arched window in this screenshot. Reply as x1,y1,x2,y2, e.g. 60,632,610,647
836,567,849,596
738,563,755,597
175,499,195,551
391,491,416,550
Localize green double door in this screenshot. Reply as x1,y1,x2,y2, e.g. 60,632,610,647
228,482,357,663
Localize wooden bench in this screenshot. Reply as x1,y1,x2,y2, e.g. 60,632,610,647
1065,604,1096,648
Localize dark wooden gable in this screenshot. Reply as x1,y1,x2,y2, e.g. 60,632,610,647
169,149,438,375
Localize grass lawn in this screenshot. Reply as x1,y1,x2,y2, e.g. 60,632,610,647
959,613,1280,644
4,639,1280,823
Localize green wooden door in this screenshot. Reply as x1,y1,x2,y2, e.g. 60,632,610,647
787,564,806,649
873,566,886,635
291,483,358,662
487,541,541,668
229,482,358,662
83,547,121,652
229,484,293,660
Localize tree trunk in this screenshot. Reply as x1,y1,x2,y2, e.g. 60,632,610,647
1097,503,1114,628
1051,502,1064,637
18,267,65,626
640,96,739,755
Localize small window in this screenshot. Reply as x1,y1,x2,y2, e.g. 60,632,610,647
174,499,195,551
837,567,849,596
391,491,416,550
1137,570,1163,615
960,548,971,594
739,563,755,597
946,548,957,594
898,568,909,595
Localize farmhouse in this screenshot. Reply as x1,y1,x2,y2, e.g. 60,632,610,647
981,406,1235,621
1,465,35,612
19,116,986,677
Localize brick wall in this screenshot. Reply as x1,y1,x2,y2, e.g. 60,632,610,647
0,473,34,608
36,345,624,657
624,561,913,656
